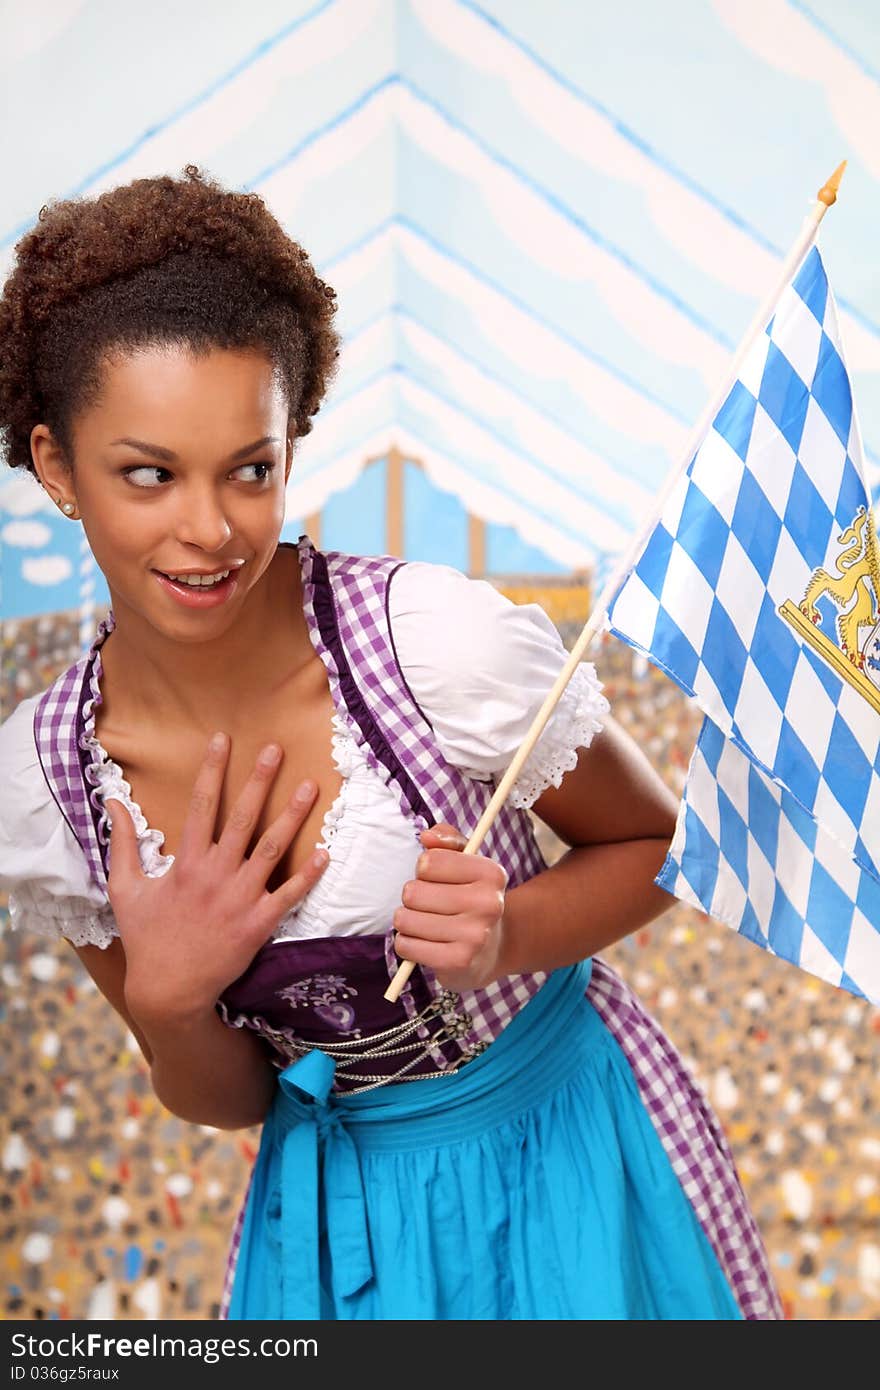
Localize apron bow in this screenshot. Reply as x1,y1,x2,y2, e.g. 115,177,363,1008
275,1050,373,1314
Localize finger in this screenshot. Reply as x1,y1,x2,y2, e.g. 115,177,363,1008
392,931,479,973
393,906,484,941
400,877,504,917
104,798,141,884
259,843,331,926
241,779,322,890
177,732,229,862
414,847,507,887
419,823,468,850
215,741,285,865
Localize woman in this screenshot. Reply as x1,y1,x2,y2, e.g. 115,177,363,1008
0,165,780,1319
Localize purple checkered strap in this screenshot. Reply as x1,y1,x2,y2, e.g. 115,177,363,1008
33,632,113,893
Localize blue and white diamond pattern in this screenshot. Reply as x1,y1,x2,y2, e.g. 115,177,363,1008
610,247,880,885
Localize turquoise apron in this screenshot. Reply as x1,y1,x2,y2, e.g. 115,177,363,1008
226,960,742,1320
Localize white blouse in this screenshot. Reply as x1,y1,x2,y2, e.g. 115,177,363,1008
0,562,610,951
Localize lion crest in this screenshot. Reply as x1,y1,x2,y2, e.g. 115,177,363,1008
781,505,880,707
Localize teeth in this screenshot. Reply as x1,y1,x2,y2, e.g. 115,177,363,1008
166,570,230,587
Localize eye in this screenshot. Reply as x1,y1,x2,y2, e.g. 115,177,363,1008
234,462,276,483
122,466,170,488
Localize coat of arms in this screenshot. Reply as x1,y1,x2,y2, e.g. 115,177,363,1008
779,504,880,712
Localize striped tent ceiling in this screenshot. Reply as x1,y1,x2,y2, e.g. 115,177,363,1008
1,0,878,618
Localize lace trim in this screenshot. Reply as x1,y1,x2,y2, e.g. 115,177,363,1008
8,889,118,950
81,665,174,879
314,712,360,854
88,759,175,876
506,661,610,810
76,615,117,854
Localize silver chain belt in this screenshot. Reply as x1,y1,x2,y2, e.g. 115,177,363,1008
257,991,488,1095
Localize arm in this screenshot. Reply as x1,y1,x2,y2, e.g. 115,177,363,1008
70,937,278,1129
495,711,679,977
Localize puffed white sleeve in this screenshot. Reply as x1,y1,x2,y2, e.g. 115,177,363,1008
0,695,118,950
388,562,611,809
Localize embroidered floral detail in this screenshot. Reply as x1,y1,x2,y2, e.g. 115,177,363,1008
312,972,356,997
277,980,312,1008
277,973,361,1035
277,974,358,1008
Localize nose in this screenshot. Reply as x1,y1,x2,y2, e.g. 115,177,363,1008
172,485,233,551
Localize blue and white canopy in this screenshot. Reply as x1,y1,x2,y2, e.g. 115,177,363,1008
1,0,878,622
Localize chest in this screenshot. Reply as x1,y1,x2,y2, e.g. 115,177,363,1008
93,659,344,895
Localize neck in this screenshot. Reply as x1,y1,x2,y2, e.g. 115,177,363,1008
96,542,314,738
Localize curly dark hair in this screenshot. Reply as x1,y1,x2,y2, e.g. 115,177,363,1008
0,164,340,476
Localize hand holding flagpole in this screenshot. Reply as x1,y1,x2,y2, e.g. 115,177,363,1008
384,162,846,1005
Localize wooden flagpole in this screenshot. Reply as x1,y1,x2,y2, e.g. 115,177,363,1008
384,162,846,1004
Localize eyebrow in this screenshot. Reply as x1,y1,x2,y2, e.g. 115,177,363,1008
108,435,281,463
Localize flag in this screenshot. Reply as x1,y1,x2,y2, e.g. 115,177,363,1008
607,245,880,1003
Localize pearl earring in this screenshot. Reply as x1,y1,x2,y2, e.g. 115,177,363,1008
56,498,76,516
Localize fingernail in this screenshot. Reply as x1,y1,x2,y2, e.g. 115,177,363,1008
261,744,281,765
434,831,467,848
210,732,227,753
295,779,316,802
312,849,329,868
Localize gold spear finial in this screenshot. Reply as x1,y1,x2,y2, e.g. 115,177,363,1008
817,161,847,207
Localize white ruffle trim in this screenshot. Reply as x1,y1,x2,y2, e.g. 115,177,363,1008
78,627,175,876
505,660,610,810
271,711,361,942
8,886,118,950
88,757,175,878
315,712,361,854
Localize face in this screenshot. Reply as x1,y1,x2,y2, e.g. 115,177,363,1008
30,343,293,642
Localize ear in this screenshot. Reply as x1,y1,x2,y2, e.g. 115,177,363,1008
30,424,74,500
284,435,294,486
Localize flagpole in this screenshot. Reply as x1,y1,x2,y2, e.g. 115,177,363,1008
384,162,846,1004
